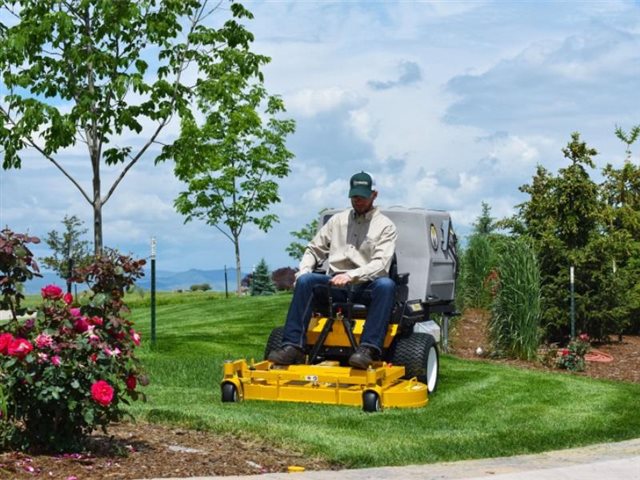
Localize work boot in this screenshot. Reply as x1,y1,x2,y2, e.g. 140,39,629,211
268,345,305,365
348,345,379,369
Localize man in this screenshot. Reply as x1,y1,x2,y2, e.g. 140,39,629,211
268,171,398,369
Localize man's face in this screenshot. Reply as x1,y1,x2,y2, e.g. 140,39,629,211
350,191,377,214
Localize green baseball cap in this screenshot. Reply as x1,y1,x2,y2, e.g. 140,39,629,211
349,171,374,198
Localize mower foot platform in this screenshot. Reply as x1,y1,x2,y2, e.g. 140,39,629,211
221,359,428,412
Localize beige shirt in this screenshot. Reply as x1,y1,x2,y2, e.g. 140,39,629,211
298,207,397,283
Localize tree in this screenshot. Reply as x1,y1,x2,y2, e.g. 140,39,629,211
472,201,496,235
250,258,275,296
169,70,294,295
615,124,640,161
41,215,91,280
599,126,640,334
0,1,264,254
286,216,320,261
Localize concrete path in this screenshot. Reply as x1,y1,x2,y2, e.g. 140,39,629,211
147,437,640,480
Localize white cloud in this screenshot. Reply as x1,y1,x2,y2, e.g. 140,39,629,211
286,87,365,118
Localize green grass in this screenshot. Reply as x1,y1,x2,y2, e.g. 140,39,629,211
122,292,640,468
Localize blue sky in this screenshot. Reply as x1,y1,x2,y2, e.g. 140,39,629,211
1,0,639,274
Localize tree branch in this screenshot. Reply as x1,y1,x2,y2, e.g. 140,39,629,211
23,138,92,204
102,5,204,206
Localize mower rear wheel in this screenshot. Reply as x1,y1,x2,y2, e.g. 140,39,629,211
264,326,285,360
389,332,439,394
221,382,239,403
362,391,381,412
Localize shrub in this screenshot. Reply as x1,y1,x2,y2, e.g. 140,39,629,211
0,231,147,452
555,333,591,372
189,283,211,292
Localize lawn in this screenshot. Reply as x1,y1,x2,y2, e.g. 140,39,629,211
125,291,640,468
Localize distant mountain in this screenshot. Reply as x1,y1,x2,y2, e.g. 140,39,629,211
136,268,246,292
22,268,247,294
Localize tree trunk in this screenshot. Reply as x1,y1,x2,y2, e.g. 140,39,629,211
234,236,242,296
91,147,102,255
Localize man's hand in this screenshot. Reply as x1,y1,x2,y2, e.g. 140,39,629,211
330,273,352,287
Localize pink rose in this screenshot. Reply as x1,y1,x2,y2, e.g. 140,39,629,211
74,317,90,333
91,380,114,407
41,284,63,300
125,375,137,390
8,338,34,359
37,352,49,364
69,307,81,317
63,292,73,305
35,333,54,349
130,330,141,347
0,332,15,355
51,355,62,366
104,346,121,357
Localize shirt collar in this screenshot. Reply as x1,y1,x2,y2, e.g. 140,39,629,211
351,206,377,221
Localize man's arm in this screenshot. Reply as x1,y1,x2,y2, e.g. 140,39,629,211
296,220,332,278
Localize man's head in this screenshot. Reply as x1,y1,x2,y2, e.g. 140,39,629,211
349,171,377,214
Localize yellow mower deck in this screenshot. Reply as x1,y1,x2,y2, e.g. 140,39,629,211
221,359,428,411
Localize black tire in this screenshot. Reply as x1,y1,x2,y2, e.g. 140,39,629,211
221,382,239,402
389,332,439,394
362,391,382,412
264,326,285,360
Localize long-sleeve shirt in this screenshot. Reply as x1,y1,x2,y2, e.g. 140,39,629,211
297,207,397,283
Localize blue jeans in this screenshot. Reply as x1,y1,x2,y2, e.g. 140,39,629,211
281,273,396,354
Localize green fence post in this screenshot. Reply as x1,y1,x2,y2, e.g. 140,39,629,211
151,237,157,347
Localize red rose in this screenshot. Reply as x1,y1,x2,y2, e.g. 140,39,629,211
63,292,73,305
41,284,63,300
74,317,90,333
90,316,104,327
91,380,114,407
8,338,34,359
126,375,137,390
0,333,15,355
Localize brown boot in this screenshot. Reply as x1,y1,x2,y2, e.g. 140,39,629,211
348,345,379,369
267,345,305,365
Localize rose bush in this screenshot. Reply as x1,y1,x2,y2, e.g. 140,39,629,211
0,229,147,451
555,333,591,372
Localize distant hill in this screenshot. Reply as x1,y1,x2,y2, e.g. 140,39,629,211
22,268,247,294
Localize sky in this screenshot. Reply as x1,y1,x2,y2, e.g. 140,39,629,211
1,0,639,276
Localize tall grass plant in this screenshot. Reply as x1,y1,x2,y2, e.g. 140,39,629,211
490,238,541,360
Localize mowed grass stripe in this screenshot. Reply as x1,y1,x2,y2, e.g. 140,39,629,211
122,292,640,468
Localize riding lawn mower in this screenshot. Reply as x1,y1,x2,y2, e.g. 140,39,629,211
221,207,458,412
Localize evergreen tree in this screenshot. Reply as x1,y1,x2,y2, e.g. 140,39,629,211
503,131,640,341
41,215,91,279
250,258,276,296
472,201,496,235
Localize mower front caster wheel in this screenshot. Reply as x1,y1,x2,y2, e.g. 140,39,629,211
362,391,381,412
221,383,239,403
